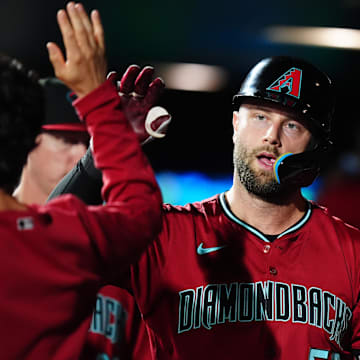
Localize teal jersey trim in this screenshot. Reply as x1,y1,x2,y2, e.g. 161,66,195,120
219,192,312,243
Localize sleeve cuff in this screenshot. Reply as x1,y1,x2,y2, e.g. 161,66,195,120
72,78,120,122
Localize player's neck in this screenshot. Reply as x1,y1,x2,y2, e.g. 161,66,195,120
13,168,48,206
226,176,308,236
0,189,28,211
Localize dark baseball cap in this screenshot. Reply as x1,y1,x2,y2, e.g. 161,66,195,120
39,77,87,132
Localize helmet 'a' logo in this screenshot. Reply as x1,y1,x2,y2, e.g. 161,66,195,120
266,67,302,99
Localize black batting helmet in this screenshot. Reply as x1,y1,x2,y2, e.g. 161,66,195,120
233,56,336,187
233,56,335,146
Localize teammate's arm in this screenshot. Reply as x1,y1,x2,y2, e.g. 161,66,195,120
47,146,103,205
47,2,163,270
47,65,171,204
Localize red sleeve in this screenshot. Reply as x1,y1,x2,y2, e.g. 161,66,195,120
351,243,360,353
63,78,162,276
340,224,360,353
352,301,360,352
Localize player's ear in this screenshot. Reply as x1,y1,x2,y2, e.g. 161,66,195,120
232,111,239,143
35,134,43,145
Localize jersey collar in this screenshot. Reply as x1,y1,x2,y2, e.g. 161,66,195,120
219,192,312,243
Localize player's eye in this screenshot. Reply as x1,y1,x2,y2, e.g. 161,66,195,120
287,122,298,130
254,113,266,121
283,121,306,136
286,121,303,131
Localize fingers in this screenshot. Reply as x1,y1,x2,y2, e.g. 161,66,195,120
119,65,162,99
57,3,102,62
57,8,80,65
48,2,107,98
134,66,155,96
119,65,141,94
74,3,96,48
118,65,164,107
144,77,165,106
91,10,105,52
46,42,65,76
66,2,92,54
106,71,117,80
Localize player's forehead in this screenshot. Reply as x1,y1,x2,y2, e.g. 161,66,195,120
44,130,90,146
239,98,303,121
239,99,297,117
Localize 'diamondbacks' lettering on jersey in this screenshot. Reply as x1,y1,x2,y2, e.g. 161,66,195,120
126,194,360,360
178,281,351,348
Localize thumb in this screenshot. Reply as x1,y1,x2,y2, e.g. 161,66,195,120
46,42,65,77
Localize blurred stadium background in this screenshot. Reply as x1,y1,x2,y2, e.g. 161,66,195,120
1,0,360,205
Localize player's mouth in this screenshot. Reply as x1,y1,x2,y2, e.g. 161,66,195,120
256,152,277,170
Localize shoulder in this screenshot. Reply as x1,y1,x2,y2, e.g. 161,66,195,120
43,194,123,234
32,195,92,231
44,194,88,214
311,201,360,239
39,195,104,230
311,202,360,299
158,194,225,238
162,194,220,214
162,194,221,218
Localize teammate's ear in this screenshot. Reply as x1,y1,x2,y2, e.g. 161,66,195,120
34,134,43,146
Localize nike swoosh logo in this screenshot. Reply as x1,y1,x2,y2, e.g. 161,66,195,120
197,242,227,255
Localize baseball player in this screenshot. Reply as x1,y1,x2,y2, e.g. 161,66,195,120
48,64,171,360
49,55,360,359
13,77,90,205
0,2,162,359
83,285,151,360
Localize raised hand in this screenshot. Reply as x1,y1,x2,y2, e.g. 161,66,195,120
46,2,107,98
108,65,172,145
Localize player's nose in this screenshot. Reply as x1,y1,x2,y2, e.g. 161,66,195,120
262,122,281,146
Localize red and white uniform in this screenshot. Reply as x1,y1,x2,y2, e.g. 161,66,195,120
317,176,360,229
122,193,360,359
0,79,162,360
83,286,151,360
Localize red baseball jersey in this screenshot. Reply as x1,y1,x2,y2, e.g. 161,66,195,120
0,79,162,360
317,176,360,229
83,285,151,360
124,193,360,359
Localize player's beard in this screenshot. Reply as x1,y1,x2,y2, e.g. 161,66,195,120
233,142,296,201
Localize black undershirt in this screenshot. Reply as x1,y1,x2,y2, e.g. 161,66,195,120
264,234,279,242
